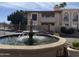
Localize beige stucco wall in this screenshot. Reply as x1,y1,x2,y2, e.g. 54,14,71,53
27,11,62,32
0,44,64,57
26,9,79,32
27,12,39,26
54,12,62,32
40,13,56,32
62,9,79,29
68,47,79,57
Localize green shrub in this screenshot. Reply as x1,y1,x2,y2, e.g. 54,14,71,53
61,27,67,33
61,27,75,34
67,28,75,34
72,40,79,47
54,33,59,36
77,29,79,32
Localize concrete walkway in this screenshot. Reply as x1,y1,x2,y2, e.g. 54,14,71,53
0,31,19,37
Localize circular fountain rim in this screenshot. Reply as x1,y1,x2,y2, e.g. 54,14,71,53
0,34,66,50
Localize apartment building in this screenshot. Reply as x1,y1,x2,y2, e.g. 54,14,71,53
62,9,79,30
26,8,79,32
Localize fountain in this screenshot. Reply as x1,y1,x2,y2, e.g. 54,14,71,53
24,19,34,45
16,19,59,45
0,19,67,57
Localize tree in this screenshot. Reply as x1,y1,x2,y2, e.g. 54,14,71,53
59,2,66,8
55,2,67,8
7,10,27,31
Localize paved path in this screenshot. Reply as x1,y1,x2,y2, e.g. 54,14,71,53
0,31,18,37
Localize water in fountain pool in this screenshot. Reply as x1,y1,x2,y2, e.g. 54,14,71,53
0,35,58,45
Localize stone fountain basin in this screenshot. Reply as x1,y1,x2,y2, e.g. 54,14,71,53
0,35,66,57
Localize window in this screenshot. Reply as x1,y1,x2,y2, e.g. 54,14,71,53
65,24,69,26
51,23,55,26
41,23,48,25
42,12,55,17
64,12,69,21
32,14,37,20
73,13,78,21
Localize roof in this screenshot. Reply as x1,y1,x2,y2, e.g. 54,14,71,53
24,8,79,13
24,10,62,13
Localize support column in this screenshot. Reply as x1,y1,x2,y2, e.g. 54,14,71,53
78,12,79,30
48,24,50,32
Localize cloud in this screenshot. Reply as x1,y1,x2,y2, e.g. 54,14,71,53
0,2,17,9
0,2,60,11
0,2,28,10
1,2,79,11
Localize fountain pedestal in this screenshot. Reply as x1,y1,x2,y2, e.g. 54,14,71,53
26,19,34,45
28,32,34,45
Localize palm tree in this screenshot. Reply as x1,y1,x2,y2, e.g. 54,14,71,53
54,5,59,8
59,2,67,8
54,2,67,8
54,2,67,33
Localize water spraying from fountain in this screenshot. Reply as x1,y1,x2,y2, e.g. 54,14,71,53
24,19,34,45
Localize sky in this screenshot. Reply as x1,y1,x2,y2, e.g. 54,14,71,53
0,2,79,23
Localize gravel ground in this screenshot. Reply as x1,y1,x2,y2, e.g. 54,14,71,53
63,37,79,43
62,37,79,47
